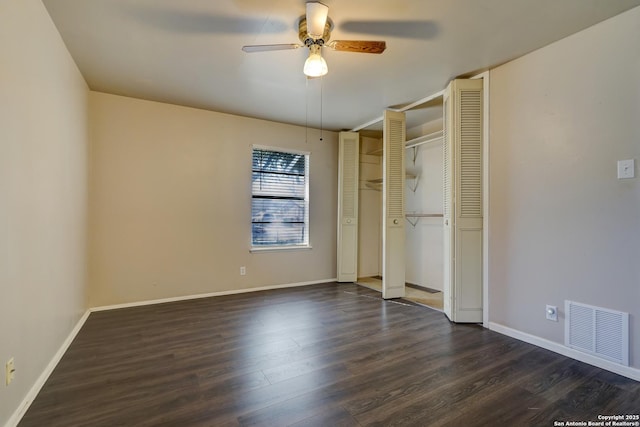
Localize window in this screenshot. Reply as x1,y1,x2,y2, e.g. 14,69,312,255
251,147,310,249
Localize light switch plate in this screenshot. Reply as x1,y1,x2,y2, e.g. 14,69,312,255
617,159,635,179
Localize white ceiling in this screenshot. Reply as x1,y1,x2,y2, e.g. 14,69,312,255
43,0,640,132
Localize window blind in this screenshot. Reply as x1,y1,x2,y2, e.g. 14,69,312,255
251,148,309,247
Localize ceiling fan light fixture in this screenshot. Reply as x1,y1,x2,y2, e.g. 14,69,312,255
303,44,328,77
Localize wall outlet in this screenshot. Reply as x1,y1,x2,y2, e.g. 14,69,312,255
546,305,558,322
240,266,246,276
6,358,15,386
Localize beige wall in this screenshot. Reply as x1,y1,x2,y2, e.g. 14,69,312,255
489,7,640,368
88,92,338,307
0,0,89,424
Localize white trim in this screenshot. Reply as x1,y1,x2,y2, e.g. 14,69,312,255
396,90,446,113
251,144,310,156
350,90,446,132
90,278,337,312
250,244,313,253
351,115,384,132
489,322,640,382
5,310,91,427
470,71,490,328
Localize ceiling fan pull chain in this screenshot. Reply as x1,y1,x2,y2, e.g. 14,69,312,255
305,76,309,144
320,75,323,142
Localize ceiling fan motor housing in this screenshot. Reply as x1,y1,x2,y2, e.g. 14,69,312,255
298,18,332,47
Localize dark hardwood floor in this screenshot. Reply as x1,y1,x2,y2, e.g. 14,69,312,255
19,282,639,426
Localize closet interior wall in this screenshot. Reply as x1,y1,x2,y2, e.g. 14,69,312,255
358,136,382,279
405,118,445,291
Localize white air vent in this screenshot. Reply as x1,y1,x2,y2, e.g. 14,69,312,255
565,300,629,366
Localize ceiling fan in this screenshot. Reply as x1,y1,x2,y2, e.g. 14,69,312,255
242,2,386,78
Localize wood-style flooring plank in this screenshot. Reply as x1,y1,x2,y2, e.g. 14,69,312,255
18,282,639,427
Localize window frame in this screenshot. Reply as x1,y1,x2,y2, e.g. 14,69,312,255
250,145,311,252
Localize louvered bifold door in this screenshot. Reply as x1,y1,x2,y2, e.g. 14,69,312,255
382,110,406,299
337,132,360,282
451,78,484,322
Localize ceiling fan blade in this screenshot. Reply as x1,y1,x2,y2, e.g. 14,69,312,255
242,44,302,53
328,40,386,54
306,2,329,38
339,20,438,40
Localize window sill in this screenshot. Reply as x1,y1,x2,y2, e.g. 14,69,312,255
250,245,312,253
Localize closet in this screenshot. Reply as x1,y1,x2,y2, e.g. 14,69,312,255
337,78,484,322
338,111,408,299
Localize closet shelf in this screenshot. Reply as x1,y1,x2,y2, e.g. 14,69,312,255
365,172,418,192
366,130,444,157
366,172,416,185
365,182,381,191
405,130,444,148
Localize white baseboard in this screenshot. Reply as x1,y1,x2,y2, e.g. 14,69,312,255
90,278,338,312
5,310,91,427
489,322,640,382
